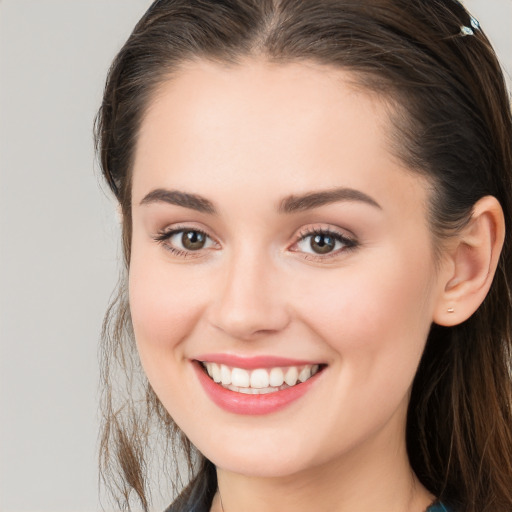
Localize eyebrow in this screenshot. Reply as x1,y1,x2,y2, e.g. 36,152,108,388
139,186,381,215
279,187,381,213
140,188,216,214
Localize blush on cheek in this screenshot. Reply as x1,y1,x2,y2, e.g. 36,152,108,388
128,262,178,344
130,289,192,350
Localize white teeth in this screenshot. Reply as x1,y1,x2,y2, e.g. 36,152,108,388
220,364,231,385
298,366,312,382
226,385,279,394
211,363,221,383
231,368,250,387
269,367,284,387
202,362,322,392
250,368,269,388
284,366,299,386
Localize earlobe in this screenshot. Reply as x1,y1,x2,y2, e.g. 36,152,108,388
433,196,505,327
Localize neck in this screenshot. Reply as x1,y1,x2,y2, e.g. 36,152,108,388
212,415,434,512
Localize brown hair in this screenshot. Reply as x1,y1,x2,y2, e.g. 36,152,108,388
95,1,512,510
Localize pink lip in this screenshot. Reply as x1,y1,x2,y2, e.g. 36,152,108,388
195,353,321,369
192,360,324,416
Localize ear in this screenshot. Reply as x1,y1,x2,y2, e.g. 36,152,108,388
433,196,505,326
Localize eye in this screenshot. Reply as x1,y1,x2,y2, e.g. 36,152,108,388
293,228,357,257
154,227,217,256
178,230,208,250
306,233,337,254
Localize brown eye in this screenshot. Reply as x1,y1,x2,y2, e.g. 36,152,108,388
293,228,357,258
155,227,216,256
310,234,336,254
182,230,207,250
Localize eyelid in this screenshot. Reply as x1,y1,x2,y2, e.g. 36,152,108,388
153,223,220,257
154,224,209,241
151,222,358,260
295,224,356,242
289,224,358,259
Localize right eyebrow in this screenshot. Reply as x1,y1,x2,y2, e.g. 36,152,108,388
139,188,216,214
279,187,382,213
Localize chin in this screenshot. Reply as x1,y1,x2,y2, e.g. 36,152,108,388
208,448,314,479
188,422,333,479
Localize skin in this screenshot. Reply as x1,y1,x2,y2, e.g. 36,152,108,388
128,59,460,511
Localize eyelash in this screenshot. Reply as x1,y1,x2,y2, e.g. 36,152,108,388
291,227,358,261
153,225,358,260
153,226,216,258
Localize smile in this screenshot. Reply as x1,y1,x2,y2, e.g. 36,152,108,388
193,358,326,415
201,362,321,394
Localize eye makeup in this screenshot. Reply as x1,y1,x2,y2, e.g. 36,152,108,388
290,226,359,261
152,222,359,262
153,225,218,258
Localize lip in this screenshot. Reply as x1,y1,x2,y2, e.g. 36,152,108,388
195,353,322,369
192,359,324,415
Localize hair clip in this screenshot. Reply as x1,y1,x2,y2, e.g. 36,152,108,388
460,15,480,36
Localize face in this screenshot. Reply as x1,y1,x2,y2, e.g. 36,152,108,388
129,59,445,478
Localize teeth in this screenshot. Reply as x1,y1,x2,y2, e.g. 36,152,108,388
298,366,311,382
269,367,284,387
284,366,298,386
220,364,231,385
212,363,221,383
226,385,278,394
202,362,322,392
231,368,250,387
250,369,269,389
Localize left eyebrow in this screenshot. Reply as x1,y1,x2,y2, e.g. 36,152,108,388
279,187,382,213
139,188,216,214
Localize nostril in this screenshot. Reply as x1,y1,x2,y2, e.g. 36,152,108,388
209,306,290,340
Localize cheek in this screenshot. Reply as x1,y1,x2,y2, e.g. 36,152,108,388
130,272,184,349
291,247,435,390
128,246,205,371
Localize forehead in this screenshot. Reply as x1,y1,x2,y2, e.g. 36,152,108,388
132,58,426,216
136,59,389,156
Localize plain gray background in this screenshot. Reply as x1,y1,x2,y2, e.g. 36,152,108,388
0,1,511,511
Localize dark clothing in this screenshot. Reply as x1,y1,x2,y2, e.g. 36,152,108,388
164,462,217,512
427,503,453,512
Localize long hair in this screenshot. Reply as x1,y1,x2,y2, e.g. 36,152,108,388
95,1,512,510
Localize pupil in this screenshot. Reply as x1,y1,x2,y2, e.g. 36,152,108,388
311,234,335,254
182,231,206,250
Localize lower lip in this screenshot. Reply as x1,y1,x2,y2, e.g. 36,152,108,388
193,362,322,415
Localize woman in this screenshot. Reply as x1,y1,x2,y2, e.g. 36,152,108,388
95,1,512,511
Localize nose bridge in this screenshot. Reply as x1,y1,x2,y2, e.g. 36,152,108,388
209,243,289,339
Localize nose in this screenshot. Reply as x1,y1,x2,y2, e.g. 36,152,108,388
207,249,290,340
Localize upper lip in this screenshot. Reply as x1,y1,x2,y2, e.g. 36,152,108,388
194,353,325,369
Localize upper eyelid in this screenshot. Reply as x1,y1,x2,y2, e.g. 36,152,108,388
156,223,215,239
294,225,357,241
152,227,217,253
290,225,359,253
154,227,218,257
152,223,357,249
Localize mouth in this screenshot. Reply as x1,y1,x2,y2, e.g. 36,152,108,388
193,354,327,414
199,361,324,395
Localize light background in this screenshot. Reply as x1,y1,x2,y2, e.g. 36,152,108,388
0,1,510,511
